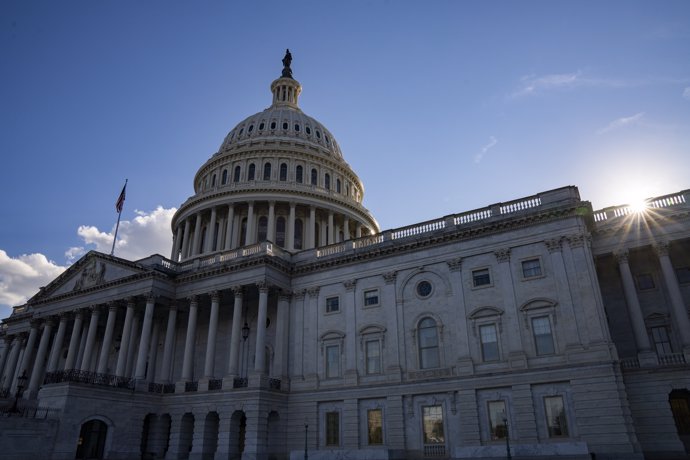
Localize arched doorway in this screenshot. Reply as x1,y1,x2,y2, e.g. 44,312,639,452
75,419,108,460
670,389,690,454
266,411,282,460
201,412,219,459
178,413,195,457
228,410,246,459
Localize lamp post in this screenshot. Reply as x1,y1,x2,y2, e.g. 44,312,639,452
502,413,511,460
10,371,28,414
304,420,309,460
241,322,250,381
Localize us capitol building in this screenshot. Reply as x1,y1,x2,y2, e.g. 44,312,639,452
1,52,689,460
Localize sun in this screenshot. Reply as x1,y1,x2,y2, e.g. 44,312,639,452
628,197,649,213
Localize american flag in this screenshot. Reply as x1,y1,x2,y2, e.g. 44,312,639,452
115,181,127,213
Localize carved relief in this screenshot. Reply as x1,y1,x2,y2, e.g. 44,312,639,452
494,248,511,263
383,271,397,284
73,259,106,291
343,279,357,291
544,238,562,253
446,258,462,272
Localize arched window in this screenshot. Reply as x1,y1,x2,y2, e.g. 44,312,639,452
418,317,440,369
263,163,271,181
279,163,288,181
211,174,217,187
296,165,303,183
258,216,268,242
276,217,286,247
311,168,317,186
336,179,341,193
234,166,241,182
248,164,255,181
221,169,228,185
325,173,331,190
294,218,303,250
240,218,248,246
76,420,108,460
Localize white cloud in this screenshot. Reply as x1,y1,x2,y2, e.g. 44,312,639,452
474,136,498,164
512,71,582,97
0,206,176,317
597,112,645,135
683,87,690,101
510,72,654,99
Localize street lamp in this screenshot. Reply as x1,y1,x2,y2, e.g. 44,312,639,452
502,412,511,460
10,370,28,413
304,420,309,460
241,322,250,381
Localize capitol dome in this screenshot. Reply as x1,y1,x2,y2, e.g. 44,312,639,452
170,50,379,261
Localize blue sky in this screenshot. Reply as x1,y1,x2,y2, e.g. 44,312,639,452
1,1,690,315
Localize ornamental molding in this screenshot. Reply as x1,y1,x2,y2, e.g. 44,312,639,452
307,287,320,298
73,258,107,292
494,248,511,263
653,241,669,257
545,238,562,253
343,279,357,291
613,250,629,264
566,234,586,248
446,258,462,272
383,271,397,284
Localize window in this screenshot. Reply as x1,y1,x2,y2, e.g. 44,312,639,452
325,173,331,190
311,168,318,185
418,318,440,369
221,169,228,185
259,122,265,130
306,126,311,135
276,217,286,247
367,409,383,445
282,121,288,130
532,316,555,355
487,401,507,440
479,324,499,362
325,345,341,378
316,130,321,139
233,166,241,182
248,164,255,181
248,124,254,133
296,165,303,183
651,326,673,355
279,163,288,181
326,296,340,313
325,412,340,446
416,281,432,298
294,218,303,249
294,123,300,132
676,267,690,284
544,396,569,437
422,405,444,445
263,163,271,180
522,258,542,278
336,179,341,193
636,273,655,290
472,268,491,287
365,339,381,374
363,289,379,307
257,216,268,242
270,121,276,130
211,174,216,187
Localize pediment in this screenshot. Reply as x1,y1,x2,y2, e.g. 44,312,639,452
29,251,150,303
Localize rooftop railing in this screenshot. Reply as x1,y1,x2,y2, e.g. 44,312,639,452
592,189,689,224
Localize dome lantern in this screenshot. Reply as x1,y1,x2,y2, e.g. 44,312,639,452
271,49,301,108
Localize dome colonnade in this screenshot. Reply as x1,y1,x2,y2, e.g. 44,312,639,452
171,53,379,262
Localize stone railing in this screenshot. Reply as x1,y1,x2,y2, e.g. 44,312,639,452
593,189,689,224
44,370,134,390
620,352,687,371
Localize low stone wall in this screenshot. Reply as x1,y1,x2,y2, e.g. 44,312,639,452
0,417,59,460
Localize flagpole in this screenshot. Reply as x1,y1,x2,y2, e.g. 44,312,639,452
111,179,128,256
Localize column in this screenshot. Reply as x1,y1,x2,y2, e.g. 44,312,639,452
343,217,350,241
160,303,178,383
246,201,255,245
27,318,54,397
203,291,220,379
46,315,68,374
1,335,23,390
171,225,183,260
191,213,202,256
232,213,241,248
253,283,269,374
224,205,235,250
146,321,160,383
181,219,191,259
308,206,316,249
545,239,583,348
446,260,472,373
226,287,243,381
135,294,156,380
64,311,84,370
494,249,526,368
267,201,276,242
356,222,362,238
343,280,357,384
205,207,217,253
655,242,690,349
615,250,653,353
115,299,135,376
0,335,11,379
304,288,320,382
97,303,118,374
80,306,101,371
125,311,141,377
287,202,296,251
180,296,198,382
328,211,335,244
319,217,327,246
18,321,39,379
273,292,290,379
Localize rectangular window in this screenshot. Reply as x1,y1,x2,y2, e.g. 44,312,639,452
675,266,690,284
544,396,569,437
363,289,380,307
479,324,499,362
326,296,340,313
472,268,491,287
532,316,555,355
367,409,383,445
325,411,340,446
365,339,381,374
487,400,507,440
325,344,341,378
651,326,673,355
636,273,655,290
422,405,445,444
522,258,542,278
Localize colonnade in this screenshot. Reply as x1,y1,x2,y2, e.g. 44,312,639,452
172,201,368,261
614,240,690,360
0,282,291,398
